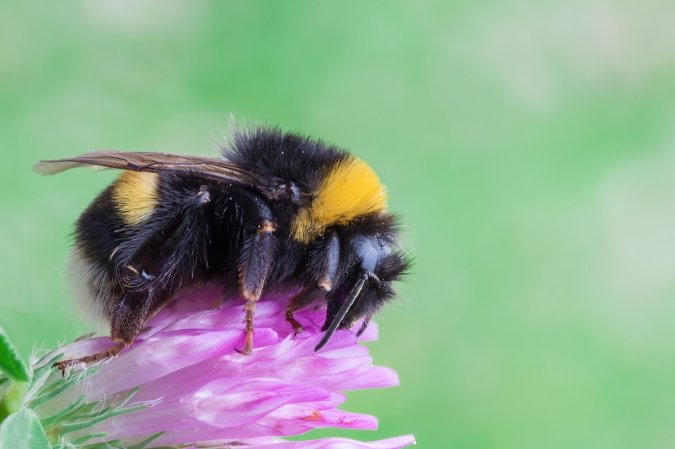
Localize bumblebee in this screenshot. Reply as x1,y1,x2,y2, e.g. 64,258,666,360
36,127,410,369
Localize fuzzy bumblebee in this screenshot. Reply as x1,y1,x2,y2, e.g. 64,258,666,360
36,127,410,370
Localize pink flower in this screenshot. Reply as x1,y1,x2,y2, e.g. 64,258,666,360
33,286,415,448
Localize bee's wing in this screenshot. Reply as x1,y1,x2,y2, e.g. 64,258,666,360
35,151,293,201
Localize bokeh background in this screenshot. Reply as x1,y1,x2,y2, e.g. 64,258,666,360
2,1,675,447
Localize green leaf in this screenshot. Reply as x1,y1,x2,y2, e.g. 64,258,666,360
0,326,30,383
0,382,28,421
0,408,51,449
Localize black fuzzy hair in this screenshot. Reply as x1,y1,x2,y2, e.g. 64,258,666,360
222,127,351,193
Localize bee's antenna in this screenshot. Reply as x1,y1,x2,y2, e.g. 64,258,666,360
314,273,368,352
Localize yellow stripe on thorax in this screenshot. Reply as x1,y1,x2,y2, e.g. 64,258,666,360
292,156,387,243
113,171,160,225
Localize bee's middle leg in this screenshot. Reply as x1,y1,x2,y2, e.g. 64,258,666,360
234,189,278,355
237,218,277,354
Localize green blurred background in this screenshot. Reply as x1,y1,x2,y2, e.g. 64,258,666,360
2,1,675,447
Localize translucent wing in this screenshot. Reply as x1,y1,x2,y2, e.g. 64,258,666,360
35,151,309,204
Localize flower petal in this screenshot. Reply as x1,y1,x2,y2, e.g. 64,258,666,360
42,287,411,448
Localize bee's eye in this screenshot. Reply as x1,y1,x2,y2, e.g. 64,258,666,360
359,243,379,274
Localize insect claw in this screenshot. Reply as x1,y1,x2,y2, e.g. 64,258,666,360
285,309,304,337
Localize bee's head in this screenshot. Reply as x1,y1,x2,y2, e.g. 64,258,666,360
316,234,410,351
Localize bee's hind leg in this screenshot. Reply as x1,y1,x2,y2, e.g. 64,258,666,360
110,289,155,344
53,341,127,375
53,290,154,375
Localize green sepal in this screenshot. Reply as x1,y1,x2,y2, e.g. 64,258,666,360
127,432,164,449
40,396,87,427
29,365,101,409
0,326,30,383
0,408,51,449
57,403,146,435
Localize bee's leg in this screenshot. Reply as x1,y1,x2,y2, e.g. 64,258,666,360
111,186,211,340
285,231,340,334
53,290,152,374
286,287,324,335
238,219,277,354
316,230,340,292
235,190,278,355
53,342,127,375
110,290,155,344
285,307,304,335
54,190,212,374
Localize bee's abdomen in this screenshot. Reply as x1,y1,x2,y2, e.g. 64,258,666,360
112,172,160,226
75,183,128,267
70,183,128,321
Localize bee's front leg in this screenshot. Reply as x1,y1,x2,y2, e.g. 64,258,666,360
285,231,340,336
285,287,325,336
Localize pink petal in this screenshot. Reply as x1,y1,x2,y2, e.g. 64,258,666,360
50,287,411,447
183,435,417,449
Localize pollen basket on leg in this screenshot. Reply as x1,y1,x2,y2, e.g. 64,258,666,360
112,172,160,225
292,157,388,243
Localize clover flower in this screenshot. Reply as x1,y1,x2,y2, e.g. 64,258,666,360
0,286,415,448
